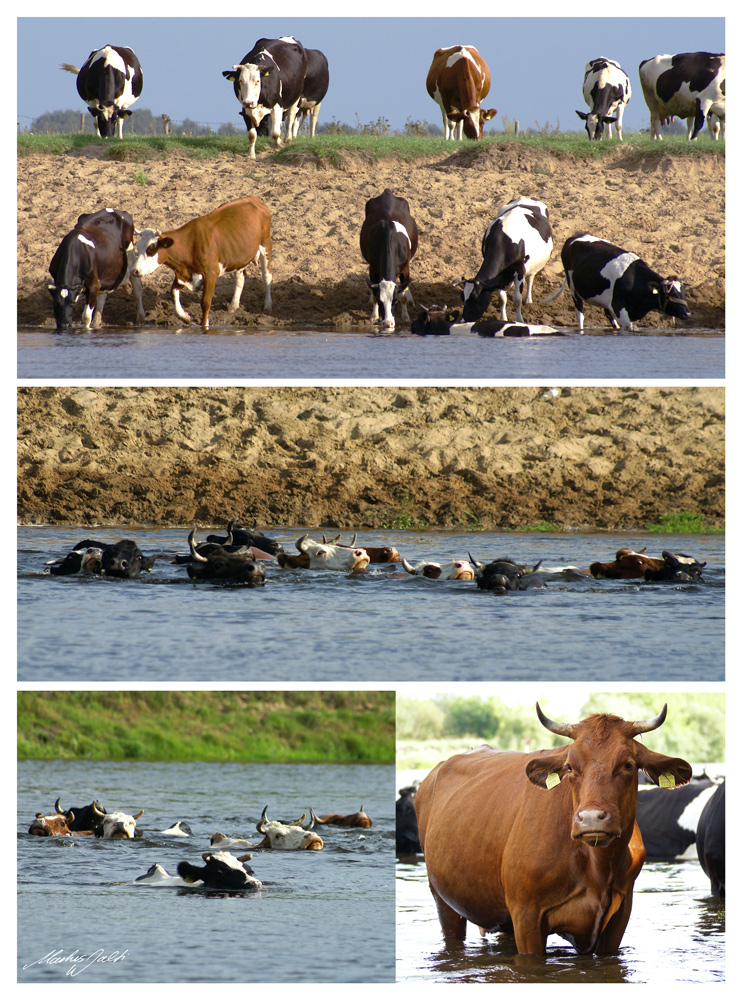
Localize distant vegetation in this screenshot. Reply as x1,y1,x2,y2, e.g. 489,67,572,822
646,512,724,533
17,690,395,763
397,691,725,768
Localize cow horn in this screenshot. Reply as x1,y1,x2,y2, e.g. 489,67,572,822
92,801,106,817
401,558,416,575
322,534,328,543
468,552,484,570
350,533,357,546
55,797,63,814
308,807,323,827
536,702,577,738
132,810,144,820
257,805,269,833
188,529,208,562
290,813,306,827
626,704,668,737
296,533,309,552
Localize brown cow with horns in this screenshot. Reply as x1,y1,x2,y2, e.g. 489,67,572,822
415,703,691,954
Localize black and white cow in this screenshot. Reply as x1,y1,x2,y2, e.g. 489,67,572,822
635,779,716,859
360,189,419,331
292,48,330,137
457,197,553,323
48,208,144,331
639,52,725,140
68,45,142,139
696,780,725,897
545,233,690,331
178,851,262,890
223,36,307,158
577,57,631,140
410,304,561,337
643,550,706,583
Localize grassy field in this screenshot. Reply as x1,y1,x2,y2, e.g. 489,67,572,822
17,690,395,763
16,130,725,164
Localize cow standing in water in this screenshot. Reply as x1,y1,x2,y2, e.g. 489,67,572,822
415,703,691,954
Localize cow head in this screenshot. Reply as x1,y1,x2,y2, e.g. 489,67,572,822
89,104,133,138
449,107,497,140
526,703,692,847
28,810,73,837
97,809,144,839
411,304,461,335
131,229,170,277
457,256,528,322
575,109,617,140
223,62,262,111
255,807,324,850
652,278,690,321
48,282,84,331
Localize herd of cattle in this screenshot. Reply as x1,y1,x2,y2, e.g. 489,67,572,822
397,702,725,954
27,798,372,890
46,40,724,333
43,525,709,589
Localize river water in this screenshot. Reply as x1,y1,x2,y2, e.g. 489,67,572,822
17,526,724,683
17,759,395,983
17,326,723,380
395,772,724,984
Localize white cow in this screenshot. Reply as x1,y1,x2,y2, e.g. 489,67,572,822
639,52,725,140
401,558,475,580
577,57,631,140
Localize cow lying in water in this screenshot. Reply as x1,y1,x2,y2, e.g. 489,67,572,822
321,533,400,564
411,304,561,337
401,558,474,581
643,550,706,583
277,534,370,572
311,804,372,828
47,539,156,579
205,519,282,557
182,528,266,585
590,548,705,582
469,556,545,592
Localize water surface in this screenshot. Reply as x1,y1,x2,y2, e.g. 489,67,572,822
17,326,724,380
17,526,724,683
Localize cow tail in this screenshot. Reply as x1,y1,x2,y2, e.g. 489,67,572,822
542,275,568,304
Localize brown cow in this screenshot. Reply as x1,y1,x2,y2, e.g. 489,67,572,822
426,45,497,140
132,197,272,330
28,809,73,837
322,534,400,564
589,547,665,579
415,703,691,954
312,805,372,828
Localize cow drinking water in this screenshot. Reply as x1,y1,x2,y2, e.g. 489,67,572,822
360,189,419,331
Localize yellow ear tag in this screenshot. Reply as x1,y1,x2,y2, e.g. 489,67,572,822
546,772,560,789
659,772,675,788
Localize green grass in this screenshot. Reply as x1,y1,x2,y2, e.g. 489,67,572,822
378,492,429,530
646,512,724,534
17,691,395,763
515,521,565,533
17,130,725,164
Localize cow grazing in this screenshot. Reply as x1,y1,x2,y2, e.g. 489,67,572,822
254,806,324,850
415,703,692,954
643,550,706,583
639,52,725,140
635,780,716,859
223,36,307,158
177,851,262,890
184,528,266,585
95,809,144,839
360,189,419,331
469,556,544,592
132,197,273,330
401,558,474,581
695,780,725,896
279,534,370,572
396,783,422,854
292,48,330,137
312,805,372,828
48,208,144,331
577,58,631,140
546,233,690,331
426,45,497,140
64,45,142,138
590,547,665,579
411,304,561,337
457,198,553,324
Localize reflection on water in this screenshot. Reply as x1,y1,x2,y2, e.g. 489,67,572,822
18,326,724,380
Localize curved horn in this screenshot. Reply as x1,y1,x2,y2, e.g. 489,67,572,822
468,552,484,570
256,805,269,833
132,810,144,820
401,558,417,575
92,801,106,817
536,701,577,739
308,806,323,827
626,704,668,737
296,533,309,553
322,534,328,543
289,813,306,827
350,533,357,546
188,529,207,562
67,810,75,823
55,797,63,814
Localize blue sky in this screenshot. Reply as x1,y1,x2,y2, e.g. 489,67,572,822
17,16,725,134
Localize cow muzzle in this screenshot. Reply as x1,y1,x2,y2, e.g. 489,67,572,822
572,808,619,846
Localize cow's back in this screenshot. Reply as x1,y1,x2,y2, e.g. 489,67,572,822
177,197,271,266
362,190,418,254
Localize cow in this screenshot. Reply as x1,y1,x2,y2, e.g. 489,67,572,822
643,550,706,583
426,45,497,140
177,851,262,890
28,809,73,837
360,189,419,331
396,783,422,854
134,863,198,886
410,304,561,337
206,519,282,557
416,703,692,954
277,534,370,572
52,797,107,834
131,196,273,330
469,556,545,592
401,558,474,581
577,58,631,140
589,547,665,579
160,821,193,836
457,198,553,324
695,780,725,896
253,806,324,850
63,45,142,138
292,48,330,138
223,37,307,158
183,528,266,585
95,809,144,839
635,779,716,859
638,52,725,140
320,534,400,564
47,546,104,576
48,208,144,331
100,539,157,579
311,805,372,828
545,233,690,331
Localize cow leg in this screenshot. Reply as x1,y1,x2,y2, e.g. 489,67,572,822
429,884,467,942
171,280,192,324
199,270,218,330
524,273,535,304
257,245,273,312
248,127,258,159
399,286,413,325
512,277,525,324
91,291,107,328
228,269,246,313
309,105,320,138
498,290,508,321
130,273,145,325
82,281,100,329
572,295,585,331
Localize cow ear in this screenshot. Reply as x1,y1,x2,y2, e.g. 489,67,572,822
603,115,618,124
526,747,569,788
222,69,237,80
483,108,497,120
576,110,588,120
635,747,692,787
447,310,461,323
158,237,175,250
